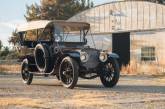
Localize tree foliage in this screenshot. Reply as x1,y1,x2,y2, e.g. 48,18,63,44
9,30,20,46
25,4,41,21
147,0,165,4
0,40,2,50
0,46,19,60
129,0,165,4
0,46,9,60
25,0,94,21
0,37,20,60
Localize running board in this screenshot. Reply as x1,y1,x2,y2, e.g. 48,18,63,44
29,69,57,76
30,72,50,76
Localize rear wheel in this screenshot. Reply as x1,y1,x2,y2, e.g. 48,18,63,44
59,57,79,89
21,59,33,85
100,58,120,88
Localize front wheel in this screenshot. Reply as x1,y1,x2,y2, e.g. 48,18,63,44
21,59,33,85
100,58,120,88
59,57,79,89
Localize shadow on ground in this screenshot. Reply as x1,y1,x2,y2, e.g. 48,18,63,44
77,84,165,94
31,82,165,94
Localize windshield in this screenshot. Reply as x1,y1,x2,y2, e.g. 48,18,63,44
54,24,88,43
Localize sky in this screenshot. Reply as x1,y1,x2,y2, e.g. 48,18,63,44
0,0,115,46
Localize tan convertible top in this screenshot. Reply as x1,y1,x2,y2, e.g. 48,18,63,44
17,20,90,32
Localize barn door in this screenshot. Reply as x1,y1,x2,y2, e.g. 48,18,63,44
112,32,130,68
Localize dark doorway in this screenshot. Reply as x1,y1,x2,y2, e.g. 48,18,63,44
112,32,130,68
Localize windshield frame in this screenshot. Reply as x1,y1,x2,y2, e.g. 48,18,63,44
53,23,89,44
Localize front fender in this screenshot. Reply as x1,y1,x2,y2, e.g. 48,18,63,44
108,53,119,59
65,51,80,59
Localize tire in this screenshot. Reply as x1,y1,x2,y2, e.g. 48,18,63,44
34,44,52,73
59,57,79,89
100,58,120,88
21,59,33,85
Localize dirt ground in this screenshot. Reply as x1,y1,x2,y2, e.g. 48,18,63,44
0,74,164,109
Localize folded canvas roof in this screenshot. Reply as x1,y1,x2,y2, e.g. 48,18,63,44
17,20,90,32
17,20,51,32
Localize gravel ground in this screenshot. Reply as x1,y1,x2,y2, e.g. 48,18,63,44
0,74,164,109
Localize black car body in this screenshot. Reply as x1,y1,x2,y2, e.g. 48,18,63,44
17,20,120,89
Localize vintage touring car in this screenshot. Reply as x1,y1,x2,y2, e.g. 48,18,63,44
16,20,120,89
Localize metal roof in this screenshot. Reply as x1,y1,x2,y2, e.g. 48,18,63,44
68,1,165,34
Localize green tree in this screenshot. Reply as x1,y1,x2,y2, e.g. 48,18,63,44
0,40,2,50
9,30,20,46
25,0,94,21
61,0,94,20
40,0,64,20
130,0,165,4
25,3,41,21
0,46,19,60
0,46,10,59
148,0,165,4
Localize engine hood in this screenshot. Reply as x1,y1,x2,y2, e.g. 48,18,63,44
61,46,99,53
80,48,100,69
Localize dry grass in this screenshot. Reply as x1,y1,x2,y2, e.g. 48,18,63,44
0,62,164,75
0,59,165,76
0,94,118,109
121,60,165,75
61,93,119,108
0,97,45,108
0,64,21,73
